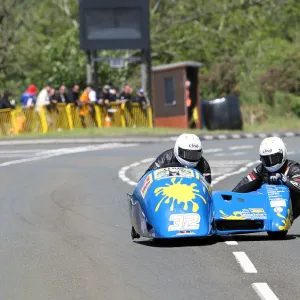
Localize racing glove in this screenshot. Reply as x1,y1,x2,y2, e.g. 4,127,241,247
267,173,282,184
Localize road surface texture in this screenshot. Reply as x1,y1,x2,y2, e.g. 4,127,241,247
0,137,299,299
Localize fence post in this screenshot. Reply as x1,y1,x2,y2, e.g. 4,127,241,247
10,109,19,135
147,106,153,128
120,103,126,128
39,106,48,133
94,105,102,128
66,104,74,130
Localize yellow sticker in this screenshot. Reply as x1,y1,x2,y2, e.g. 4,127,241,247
249,208,265,213
154,177,207,212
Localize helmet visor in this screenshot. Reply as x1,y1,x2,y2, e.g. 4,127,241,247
260,153,283,167
178,147,202,162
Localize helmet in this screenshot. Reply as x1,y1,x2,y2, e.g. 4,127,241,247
259,137,287,172
174,133,202,168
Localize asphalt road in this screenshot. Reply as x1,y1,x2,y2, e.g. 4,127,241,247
0,137,299,299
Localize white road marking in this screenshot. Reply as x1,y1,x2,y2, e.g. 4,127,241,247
211,160,260,186
233,252,257,273
0,143,138,168
141,158,155,163
225,241,238,245
231,151,247,156
285,132,295,137
118,157,258,188
205,148,222,153
252,283,279,300
0,154,35,158
0,149,51,153
130,162,140,167
229,145,254,150
213,153,227,157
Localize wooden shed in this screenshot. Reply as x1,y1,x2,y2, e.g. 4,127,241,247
151,61,203,129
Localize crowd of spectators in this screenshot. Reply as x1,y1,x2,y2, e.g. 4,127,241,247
0,82,147,110
0,83,148,130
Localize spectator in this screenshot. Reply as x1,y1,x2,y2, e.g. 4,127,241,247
88,85,97,103
19,84,37,108
120,84,132,101
46,88,59,129
86,85,97,126
68,84,80,104
55,85,69,103
120,84,134,126
135,88,147,116
78,86,92,128
109,88,117,101
49,88,57,104
97,85,113,120
36,82,51,112
48,88,58,112
0,91,15,109
98,85,111,104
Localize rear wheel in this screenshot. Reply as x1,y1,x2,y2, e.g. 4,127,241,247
267,231,288,239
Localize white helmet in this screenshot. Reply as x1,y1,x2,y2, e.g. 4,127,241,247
259,137,287,172
174,133,202,168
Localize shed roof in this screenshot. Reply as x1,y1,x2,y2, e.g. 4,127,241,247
152,61,203,72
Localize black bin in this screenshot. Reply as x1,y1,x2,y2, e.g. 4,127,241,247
201,95,243,130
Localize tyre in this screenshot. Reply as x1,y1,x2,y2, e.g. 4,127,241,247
267,231,288,239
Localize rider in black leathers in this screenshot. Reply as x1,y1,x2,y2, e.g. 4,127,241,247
232,137,300,220
141,133,212,184
143,148,212,184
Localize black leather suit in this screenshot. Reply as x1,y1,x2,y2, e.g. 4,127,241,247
232,160,300,219
142,148,212,184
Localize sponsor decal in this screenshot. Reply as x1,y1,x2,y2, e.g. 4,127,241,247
140,174,153,198
270,200,286,207
189,143,199,148
262,148,272,154
153,168,171,180
249,208,265,213
153,167,194,180
220,208,267,220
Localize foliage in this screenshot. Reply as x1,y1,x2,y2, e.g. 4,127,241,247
0,0,300,122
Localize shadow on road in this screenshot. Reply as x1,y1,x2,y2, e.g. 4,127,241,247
226,234,297,242
134,236,221,248
135,234,298,247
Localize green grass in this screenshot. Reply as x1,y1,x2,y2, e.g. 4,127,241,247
2,115,300,139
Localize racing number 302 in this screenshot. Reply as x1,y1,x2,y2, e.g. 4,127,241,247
168,213,201,231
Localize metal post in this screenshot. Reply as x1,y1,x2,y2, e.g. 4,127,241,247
145,48,153,109
93,51,99,92
141,58,147,91
86,51,92,85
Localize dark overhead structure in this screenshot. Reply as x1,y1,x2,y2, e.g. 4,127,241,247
78,0,152,104
79,0,150,51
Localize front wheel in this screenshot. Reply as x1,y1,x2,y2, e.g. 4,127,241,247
267,231,288,240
